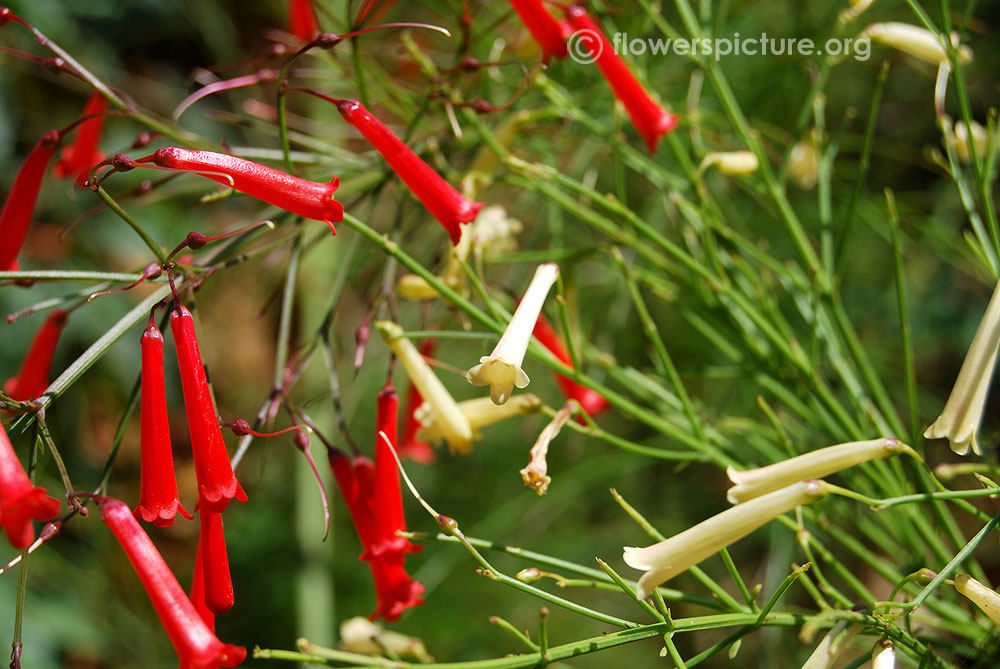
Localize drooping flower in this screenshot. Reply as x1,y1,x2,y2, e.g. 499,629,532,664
288,0,320,42
327,448,425,621
170,305,248,512
53,91,108,186
726,438,914,504
532,313,609,416
924,279,1000,455
377,321,473,454
508,0,569,61
954,574,1000,628
0,422,61,550
135,321,192,527
563,6,679,154
95,496,245,668
520,400,575,495
622,480,828,599
467,263,559,405
416,393,542,443
372,380,421,558
199,507,234,616
334,99,485,245
4,309,68,403
865,22,972,66
0,130,61,272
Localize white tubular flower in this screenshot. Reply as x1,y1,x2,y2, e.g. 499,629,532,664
622,480,828,599
699,150,759,176
466,263,559,405
865,22,973,66
872,640,896,669
949,119,989,164
839,0,875,24
727,438,914,504
924,280,1000,455
339,617,434,663
954,574,1000,627
520,400,576,496
800,621,862,669
416,393,542,442
376,321,474,454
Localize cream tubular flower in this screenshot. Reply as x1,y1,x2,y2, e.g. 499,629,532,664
376,321,474,454
622,480,828,599
872,640,896,669
396,274,440,301
416,394,542,442
520,400,576,496
954,574,1000,627
339,617,434,663
788,136,820,190
466,263,559,405
924,280,1000,455
865,22,973,66
800,621,862,669
839,0,875,25
727,438,913,504
698,150,759,176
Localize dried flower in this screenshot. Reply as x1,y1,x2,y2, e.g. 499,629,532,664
171,305,247,511
467,263,559,405
508,0,569,61
623,480,828,598
0,422,60,549
954,574,1000,627
726,438,913,504
377,321,473,454
564,6,678,154
335,99,484,244
135,321,192,527
4,309,68,403
53,91,108,186
0,130,61,271
924,280,1000,455
520,400,575,495
865,22,972,66
95,496,245,668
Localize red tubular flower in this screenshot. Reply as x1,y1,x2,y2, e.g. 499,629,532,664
372,380,421,557
508,0,569,61
170,305,247,513
328,449,425,621
132,149,343,233
190,537,214,631
95,496,245,668
53,92,108,186
532,314,610,416
564,6,678,154
400,340,436,464
0,423,61,550
199,508,234,615
135,321,192,527
4,309,68,403
0,130,61,271
288,0,320,42
335,100,484,245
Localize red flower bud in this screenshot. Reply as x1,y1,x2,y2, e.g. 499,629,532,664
4,309,68,403
289,0,319,42
170,305,247,513
135,322,192,527
95,496,245,668
335,100,484,244
0,423,61,549
199,507,234,616
0,130,61,271
532,313,609,416
372,381,421,558
53,91,108,186
564,6,678,154
508,0,569,61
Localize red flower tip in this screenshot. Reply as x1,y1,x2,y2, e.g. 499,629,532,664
53,91,109,186
0,131,61,271
4,309,69,403
170,305,247,514
289,0,320,42
96,496,245,668
369,559,426,622
563,6,678,154
200,508,234,616
335,100,485,245
508,0,570,61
